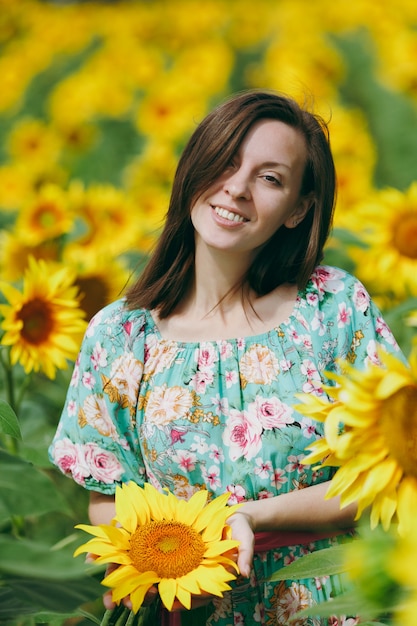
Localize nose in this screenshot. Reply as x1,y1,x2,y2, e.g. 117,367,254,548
223,168,251,200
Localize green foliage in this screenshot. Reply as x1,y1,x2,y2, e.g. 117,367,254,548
270,525,402,624
334,29,417,191
0,510,105,622
0,375,103,624
270,543,350,581
0,449,70,522
0,399,21,439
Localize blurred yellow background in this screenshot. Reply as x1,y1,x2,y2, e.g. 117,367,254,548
0,0,416,343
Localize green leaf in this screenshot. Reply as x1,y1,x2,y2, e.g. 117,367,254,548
0,587,37,620
0,398,21,439
25,610,101,626
0,449,70,522
0,534,105,579
269,543,350,581
5,576,104,613
292,589,392,621
334,29,417,191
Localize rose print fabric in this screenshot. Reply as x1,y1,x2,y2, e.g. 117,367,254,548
49,266,401,625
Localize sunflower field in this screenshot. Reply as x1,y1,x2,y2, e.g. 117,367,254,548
1,0,417,624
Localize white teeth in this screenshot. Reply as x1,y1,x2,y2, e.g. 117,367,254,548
214,206,246,223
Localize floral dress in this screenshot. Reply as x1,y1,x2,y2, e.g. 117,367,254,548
49,266,402,626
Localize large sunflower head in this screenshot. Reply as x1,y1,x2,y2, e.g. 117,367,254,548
74,482,241,613
0,256,87,379
348,182,417,299
298,350,417,535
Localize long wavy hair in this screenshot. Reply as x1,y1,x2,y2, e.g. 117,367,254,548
126,90,336,317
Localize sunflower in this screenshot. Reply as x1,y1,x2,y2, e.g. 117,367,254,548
74,482,241,613
61,253,131,321
348,182,417,300
15,183,73,245
388,525,417,625
297,350,417,535
0,257,87,379
5,117,62,170
67,181,139,257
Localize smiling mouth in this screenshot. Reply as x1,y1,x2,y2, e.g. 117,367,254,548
213,206,248,223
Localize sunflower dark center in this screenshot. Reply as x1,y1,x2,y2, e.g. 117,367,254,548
129,520,205,578
381,385,417,477
18,298,54,344
392,214,417,259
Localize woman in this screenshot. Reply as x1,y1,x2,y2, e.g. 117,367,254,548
50,90,401,625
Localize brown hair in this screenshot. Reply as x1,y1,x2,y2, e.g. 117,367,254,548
126,90,336,317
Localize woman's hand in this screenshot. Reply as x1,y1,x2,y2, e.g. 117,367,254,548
225,511,256,578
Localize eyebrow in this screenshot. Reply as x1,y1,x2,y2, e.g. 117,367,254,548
260,161,291,171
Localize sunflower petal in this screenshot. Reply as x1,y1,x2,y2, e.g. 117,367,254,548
397,477,417,536
175,584,192,609
193,492,236,534
176,489,208,525
158,578,177,611
129,582,156,614
117,482,151,529
203,539,240,558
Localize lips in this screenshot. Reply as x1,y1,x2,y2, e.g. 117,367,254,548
213,206,248,223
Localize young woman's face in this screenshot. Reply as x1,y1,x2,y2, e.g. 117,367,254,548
191,119,310,260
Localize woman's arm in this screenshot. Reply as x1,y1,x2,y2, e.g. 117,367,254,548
87,492,127,610
239,481,356,532
88,491,116,525
227,481,357,577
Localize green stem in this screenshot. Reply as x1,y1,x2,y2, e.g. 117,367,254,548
14,372,32,414
114,607,131,626
100,609,118,626
100,605,128,626
125,611,137,626
0,347,16,412
0,348,19,454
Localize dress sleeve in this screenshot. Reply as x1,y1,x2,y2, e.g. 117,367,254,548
335,271,406,368
48,300,147,494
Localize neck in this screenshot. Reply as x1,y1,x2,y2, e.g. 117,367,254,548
188,244,253,316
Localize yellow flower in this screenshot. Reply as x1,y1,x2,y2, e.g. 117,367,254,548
388,525,417,625
67,181,139,257
348,183,417,299
5,117,62,171
63,254,131,321
0,230,61,282
74,482,241,613
328,105,376,228
298,350,417,534
135,76,208,142
14,183,73,245
0,257,87,379
0,163,33,211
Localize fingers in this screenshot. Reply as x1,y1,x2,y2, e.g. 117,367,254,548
237,543,254,578
85,552,97,564
103,589,117,610
226,512,255,578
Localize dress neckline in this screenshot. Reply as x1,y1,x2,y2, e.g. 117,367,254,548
144,290,303,347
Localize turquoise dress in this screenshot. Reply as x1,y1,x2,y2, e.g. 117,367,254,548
49,266,402,625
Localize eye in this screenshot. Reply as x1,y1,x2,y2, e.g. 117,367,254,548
263,174,281,186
